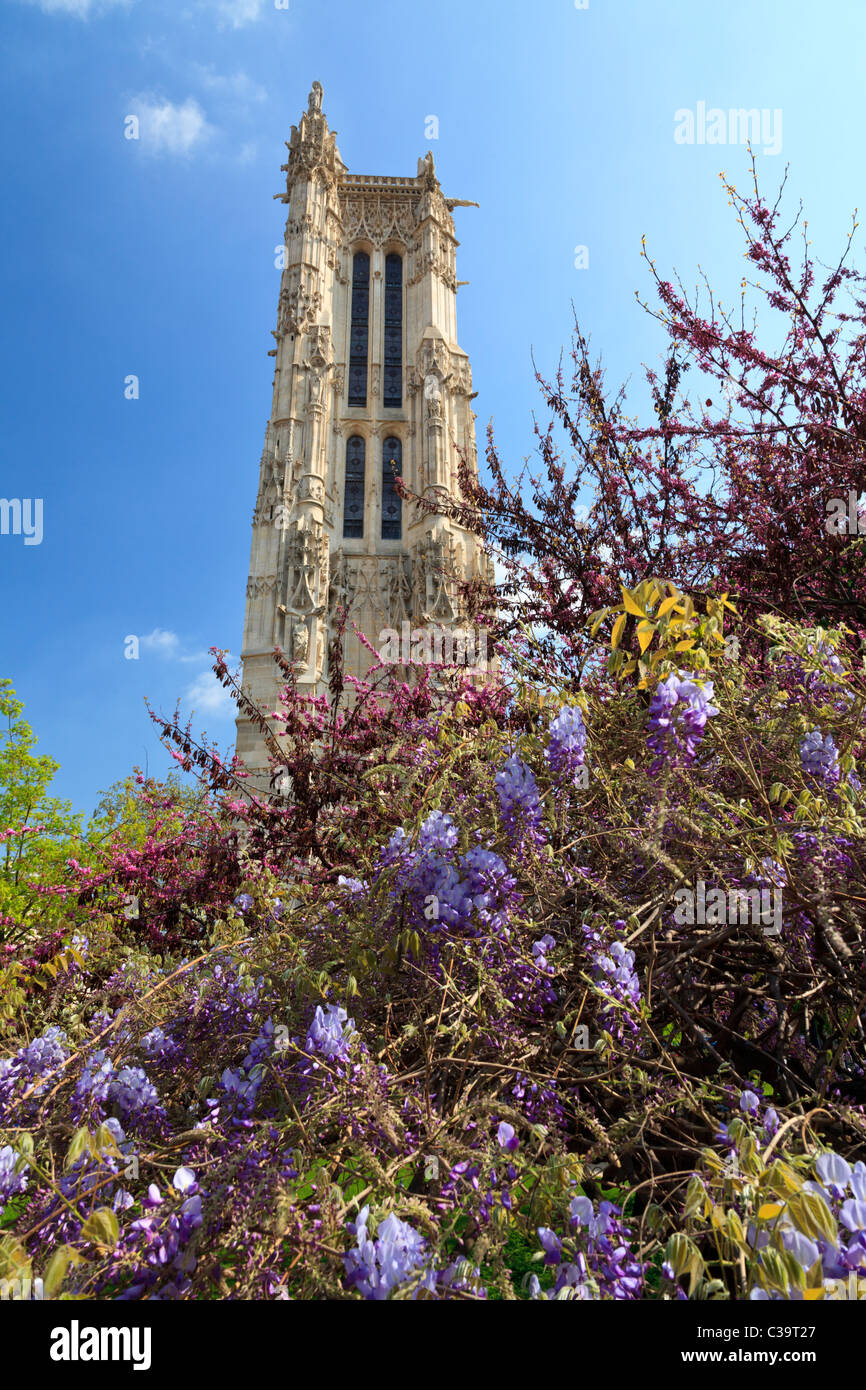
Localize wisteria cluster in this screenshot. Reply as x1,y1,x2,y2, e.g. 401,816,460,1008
215,1017,277,1117
343,1206,485,1300
532,1194,645,1300
377,812,519,939
495,755,545,845
305,1004,356,1066
582,919,642,1044
646,670,719,771
119,1167,204,1301
0,1143,29,1212
747,1150,866,1301
800,728,841,787
0,1024,68,1120
74,1050,163,1131
545,704,587,787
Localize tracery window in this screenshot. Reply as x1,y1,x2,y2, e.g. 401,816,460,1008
381,436,402,540
343,436,366,539
383,254,403,408
348,252,370,406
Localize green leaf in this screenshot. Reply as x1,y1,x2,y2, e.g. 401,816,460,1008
684,1175,707,1219
44,1245,77,1299
79,1208,119,1249
65,1127,92,1170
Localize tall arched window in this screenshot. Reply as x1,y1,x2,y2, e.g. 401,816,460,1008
383,253,403,408
343,436,366,539
381,436,402,540
348,252,370,407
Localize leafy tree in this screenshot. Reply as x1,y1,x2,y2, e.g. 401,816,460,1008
0,680,84,942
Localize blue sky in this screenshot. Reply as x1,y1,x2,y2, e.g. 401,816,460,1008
1,0,863,816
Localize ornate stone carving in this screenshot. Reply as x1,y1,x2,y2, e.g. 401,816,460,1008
424,372,443,420
285,518,327,616
416,530,457,624
247,574,278,598
381,556,413,624
284,80,346,189
278,279,322,337
298,475,324,503
328,546,355,614
340,192,415,249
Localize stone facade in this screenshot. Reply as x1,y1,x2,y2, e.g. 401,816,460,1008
236,82,493,773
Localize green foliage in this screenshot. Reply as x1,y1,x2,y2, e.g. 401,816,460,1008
0,679,85,940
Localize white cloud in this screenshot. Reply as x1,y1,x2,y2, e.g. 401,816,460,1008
139,629,209,664
183,671,235,719
193,65,266,103
129,95,213,156
211,0,265,28
18,0,130,15
140,628,181,658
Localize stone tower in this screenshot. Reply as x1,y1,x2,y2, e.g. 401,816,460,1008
236,82,493,773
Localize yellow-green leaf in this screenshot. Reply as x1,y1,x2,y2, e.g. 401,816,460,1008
44,1246,73,1299
621,587,645,618
657,594,683,620
757,1202,784,1221
80,1208,120,1249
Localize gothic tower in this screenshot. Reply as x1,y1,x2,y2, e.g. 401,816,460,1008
236,82,493,773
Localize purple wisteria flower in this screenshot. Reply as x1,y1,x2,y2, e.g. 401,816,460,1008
545,705,587,788
0,1025,68,1121
342,1207,485,1300
0,1145,29,1213
583,921,641,1044
495,755,544,844
800,729,841,787
417,810,460,854
343,1207,435,1299
532,933,556,972
74,1051,162,1130
140,1027,180,1062
119,1165,204,1301
530,1196,645,1300
376,816,517,940
497,1121,519,1152
305,1004,356,1064
807,640,844,678
748,1149,866,1298
337,875,367,896
216,1017,277,1117
646,671,719,771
